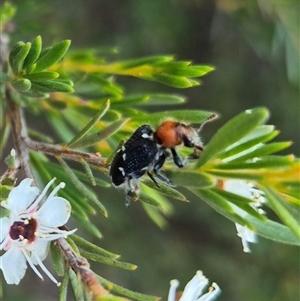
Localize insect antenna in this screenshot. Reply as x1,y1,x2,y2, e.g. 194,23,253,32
197,113,218,133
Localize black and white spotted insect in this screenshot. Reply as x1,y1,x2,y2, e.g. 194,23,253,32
109,114,217,207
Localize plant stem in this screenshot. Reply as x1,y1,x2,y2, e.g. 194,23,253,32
6,87,34,179
25,139,106,167
57,238,109,299
5,88,106,179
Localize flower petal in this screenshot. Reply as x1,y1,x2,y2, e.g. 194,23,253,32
37,196,72,227
223,180,252,198
26,178,56,213
6,178,39,212
29,240,50,263
168,279,179,301
0,217,10,248
31,250,59,285
0,248,27,285
180,271,208,301
198,282,221,301
235,223,257,253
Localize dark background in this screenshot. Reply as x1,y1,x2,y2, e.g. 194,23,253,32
2,0,299,300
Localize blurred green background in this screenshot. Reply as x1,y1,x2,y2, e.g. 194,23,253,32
2,0,299,300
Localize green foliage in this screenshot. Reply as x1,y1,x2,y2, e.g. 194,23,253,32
65,54,214,88
1,2,299,300
56,156,108,218
7,36,73,97
9,41,31,75
97,275,160,301
264,187,300,239
34,40,71,72
11,78,31,91
196,108,270,167
50,242,65,277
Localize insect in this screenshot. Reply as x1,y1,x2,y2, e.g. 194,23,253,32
109,114,217,206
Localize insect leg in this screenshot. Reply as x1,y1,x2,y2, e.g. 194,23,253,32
147,171,161,188
170,148,184,167
153,151,176,187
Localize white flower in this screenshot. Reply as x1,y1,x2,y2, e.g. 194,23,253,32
222,179,264,253
168,271,221,301
0,178,76,285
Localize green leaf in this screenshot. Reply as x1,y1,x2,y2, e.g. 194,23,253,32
21,90,48,98
59,269,69,301
34,40,71,72
141,184,175,213
140,93,185,105
111,93,185,107
46,159,110,190
90,75,123,97
226,124,276,146
72,211,102,238
75,169,110,188
79,250,137,270
97,275,160,301
25,63,37,74
80,159,96,186
70,234,119,259
57,157,108,217
280,199,300,220
11,78,32,92
163,170,214,188
9,41,31,74
214,155,294,169
71,118,129,149
23,35,42,69
66,100,110,147
157,62,214,77
69,268,84,301
31,80,74,93
196,107,270,167
228,142,292,162
191,188,253,228
28,128,54,143
132,109,216,125
151,74,199,88
140,185,173,228
50,242,65,277
59,187,93,218
30,153,97,214
9,42,25,68
218,126,278,160
23,71,59,81
118,55,173,69
66,237,81,255
47,112,76,142
141,203,168,229
211,187,266,221
264,186,300,239
139,192,164,209
115,57,213,88
142,179,187,201
245,215,300,246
